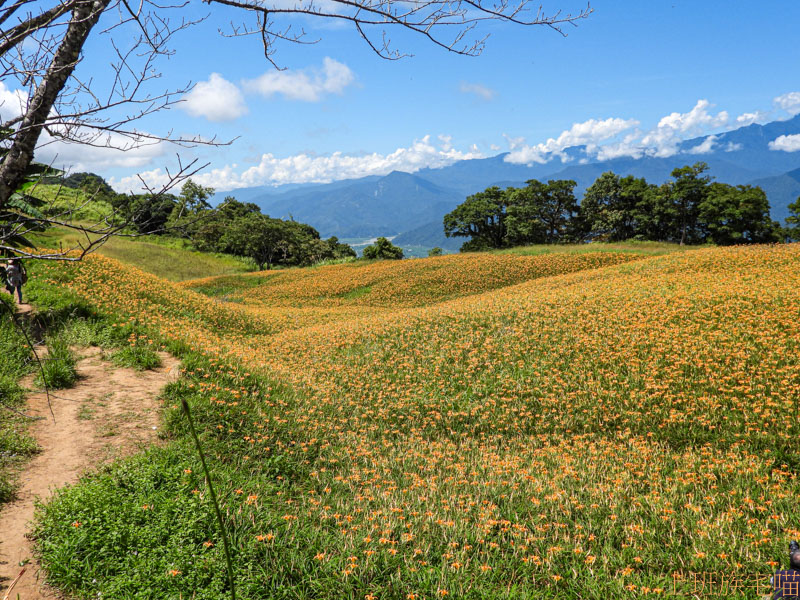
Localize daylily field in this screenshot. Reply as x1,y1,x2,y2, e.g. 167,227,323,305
29,245,800,599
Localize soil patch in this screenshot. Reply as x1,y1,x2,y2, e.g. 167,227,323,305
0,346,180,599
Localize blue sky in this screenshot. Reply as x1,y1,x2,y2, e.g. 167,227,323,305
8,0,800,192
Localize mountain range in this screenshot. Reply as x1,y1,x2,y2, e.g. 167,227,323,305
215,115,800,251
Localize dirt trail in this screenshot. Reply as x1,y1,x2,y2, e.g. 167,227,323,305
0,346,180,600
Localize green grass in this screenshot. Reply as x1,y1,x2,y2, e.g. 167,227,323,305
184,271,275,299
35,330,78,389
28,226,257,282
28,183,116,223
496,240,700,256
111,344,162,371
0,294,38,503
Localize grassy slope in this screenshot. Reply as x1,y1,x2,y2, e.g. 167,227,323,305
25,184,255,282
27,245,800,599
498,240,703,257
180,242,683,307
29,227,254,282
0,296,38,502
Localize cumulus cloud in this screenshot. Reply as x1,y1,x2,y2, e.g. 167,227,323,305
774,92,800,116
503,100,737,164
505,117,639,164
180,73,248,122
0,81,27,122
736,110,769,126
35,134,169,173
724,142,743,152
459,82,496,101
640,100,728,158
769,134,800,152
686,135,717,155
244,57,355,102
0,81,168,173
593,132,645,161
109,135,484,193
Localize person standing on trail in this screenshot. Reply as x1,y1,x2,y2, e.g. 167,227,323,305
4,257,26,304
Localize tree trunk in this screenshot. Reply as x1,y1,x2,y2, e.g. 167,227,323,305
0,0,111,208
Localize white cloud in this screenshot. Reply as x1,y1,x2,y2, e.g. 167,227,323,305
769,134,800,152
180,73,248,122
505,117,639,164
459,82,496,101
640,100,728,158
724,142,743,152
502,134,525,150
593,132,645,161
35,135,169,173
736,110,769,126
109,135,484,193
0,81,169,173
774,92,800,116
503,100,736,164
243,57,355,102
686,135,717,155
0,81,27,122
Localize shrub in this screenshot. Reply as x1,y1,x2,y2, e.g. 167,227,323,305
36,332,77,389
111,345,162,371
362,237,403,260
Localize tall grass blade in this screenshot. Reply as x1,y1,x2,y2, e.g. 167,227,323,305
180,398,236,600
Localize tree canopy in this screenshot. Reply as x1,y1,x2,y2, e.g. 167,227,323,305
444,164,782,251
362,237,404,260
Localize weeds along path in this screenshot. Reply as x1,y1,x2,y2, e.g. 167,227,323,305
0,347,180,600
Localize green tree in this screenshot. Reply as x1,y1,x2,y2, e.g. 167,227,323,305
325,237,357,260
537,179,580,243
362,237,404,260
224,214,289,270
505,179,580,244
427,247,443,257
190,198,262,252
581,172,651,241
172,180,214,221
699,183,779,245
632,182,675,242
785,197,800,241
110,193,177,235
505,180,548,245
443,186,511,250
670,162,711,245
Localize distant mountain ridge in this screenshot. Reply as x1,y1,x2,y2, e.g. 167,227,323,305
219,115,800,249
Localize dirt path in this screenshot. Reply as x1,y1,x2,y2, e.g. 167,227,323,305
0,346,180,600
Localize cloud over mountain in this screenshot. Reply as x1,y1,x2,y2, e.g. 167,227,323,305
109,135,483,193
769,134,800,152
505,117,640,164
774,92,800,116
